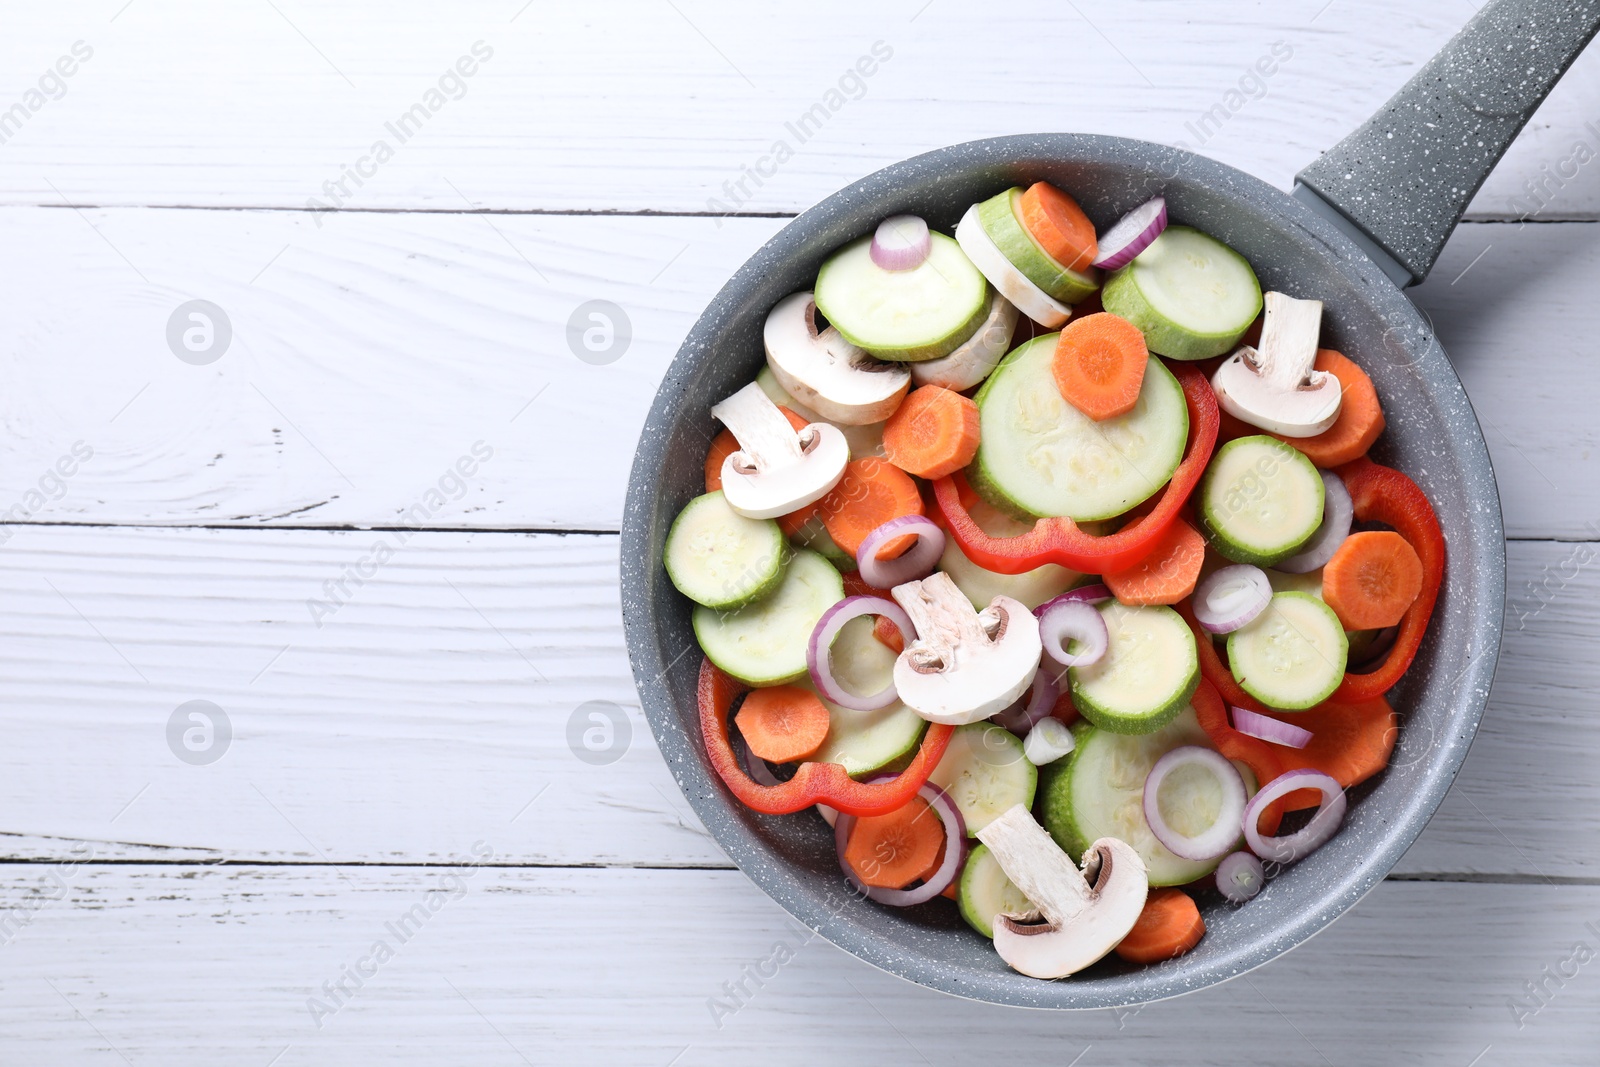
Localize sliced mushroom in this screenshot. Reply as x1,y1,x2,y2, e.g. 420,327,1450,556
890,571,1042,725
1212,291,1342,438
711,382,849,519
764,291,910,426
975,804,1149,980
910,290,1021,391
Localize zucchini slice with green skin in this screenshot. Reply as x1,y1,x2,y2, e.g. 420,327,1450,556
692,548,843,687
1199,436,1325,566
1227,591,1349,710
813,233,990,362
1040,705,1228,886
975,188,1100,305
957,842,1036,938
1069,602,1199,734
925,721,1037,837
1101,225,1262,360
804,615,927,776
664,491,786,610
971,334,1189,521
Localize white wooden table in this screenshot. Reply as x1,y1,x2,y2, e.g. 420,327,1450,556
2,2,1597,1062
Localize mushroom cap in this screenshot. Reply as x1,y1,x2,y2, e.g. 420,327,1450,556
718,421,849,520
1213,348,1342,438
891,576,1043,725
910,289,1020,392
991,837,1150,979
764,291,909,426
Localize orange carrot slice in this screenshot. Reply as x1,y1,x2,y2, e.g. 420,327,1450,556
1266,697,1398,811
1103,518,1205,605
734,685,831,764
817,457,925,559
843,796,946,889
1052,313,1149,421
1114,888,1205,963
1017,182,1098,272
1323,530,1424,630
882,385,981,480
1269,349,1384,468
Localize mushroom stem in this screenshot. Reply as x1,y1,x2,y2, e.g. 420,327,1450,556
890,573,1042,724
892,571,992,666
976,804,1094,926
1211,291,1343,438
1256,290,1325,391
711,383,807,472
710,383,850,520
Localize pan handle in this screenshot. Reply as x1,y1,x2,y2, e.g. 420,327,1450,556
1294,0,1600,287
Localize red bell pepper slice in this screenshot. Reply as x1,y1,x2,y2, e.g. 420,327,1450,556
932,361,1219,575
1328,457,1445,702
697,658,954,817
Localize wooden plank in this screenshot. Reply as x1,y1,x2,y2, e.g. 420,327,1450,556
0,524,1593,878
0,864,1593,1064
1,204,1594,536
5,2,1600,218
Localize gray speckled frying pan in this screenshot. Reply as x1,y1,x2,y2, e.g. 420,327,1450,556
621,0,1600,1008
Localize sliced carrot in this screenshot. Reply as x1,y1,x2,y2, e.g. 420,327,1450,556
734,685,831,764
1114,888,1205,964
882,386,981,480
1017,182,1098,272
1103,518,1205,605
843,796,946,889
1269,349,1384,468
703,406,811,493
1051,313,1148,421
1265,697,1397,811
1322,530,1424,631
817,457,925,559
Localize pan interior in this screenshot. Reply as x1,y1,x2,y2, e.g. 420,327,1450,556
620,134,1505,1010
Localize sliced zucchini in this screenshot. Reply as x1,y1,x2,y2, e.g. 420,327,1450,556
664,491,786,610
971,334,1189,521
814,233,990,362
1069,602,1199,734
1199,436,1325,566
692,548,843,687
957,842,1036,938
1227,591,1348,710
925,721,1037,837
1040,704,1226,886
976,188,1100,305
1101,225,1262,360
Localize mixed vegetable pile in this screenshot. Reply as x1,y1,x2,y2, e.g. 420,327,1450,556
667,180,1443,980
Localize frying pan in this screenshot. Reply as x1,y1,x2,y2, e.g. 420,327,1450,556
621,0,1600,1008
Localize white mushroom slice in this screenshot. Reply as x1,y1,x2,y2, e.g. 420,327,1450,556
910,290,1021,391
711,382,849,520
1212,291,1342,438
976,805,1149,980
890,572,1042,725
764,292,910,426
955,204,1072,328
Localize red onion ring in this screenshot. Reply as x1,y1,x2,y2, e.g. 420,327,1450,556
1215,850,1265,903
870,215,932,271
1091,197,1168,271
1243,768,1347,863
736,731,783,786
856,515,945,589
833,781,967,906
807,596,916,711
1035,583,1112,613
1231,706,1313,749
1142,745,1248,861
1192,565,1272,634
1275,471,1353,573
993,663,1059,735
1037,599,1108,668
